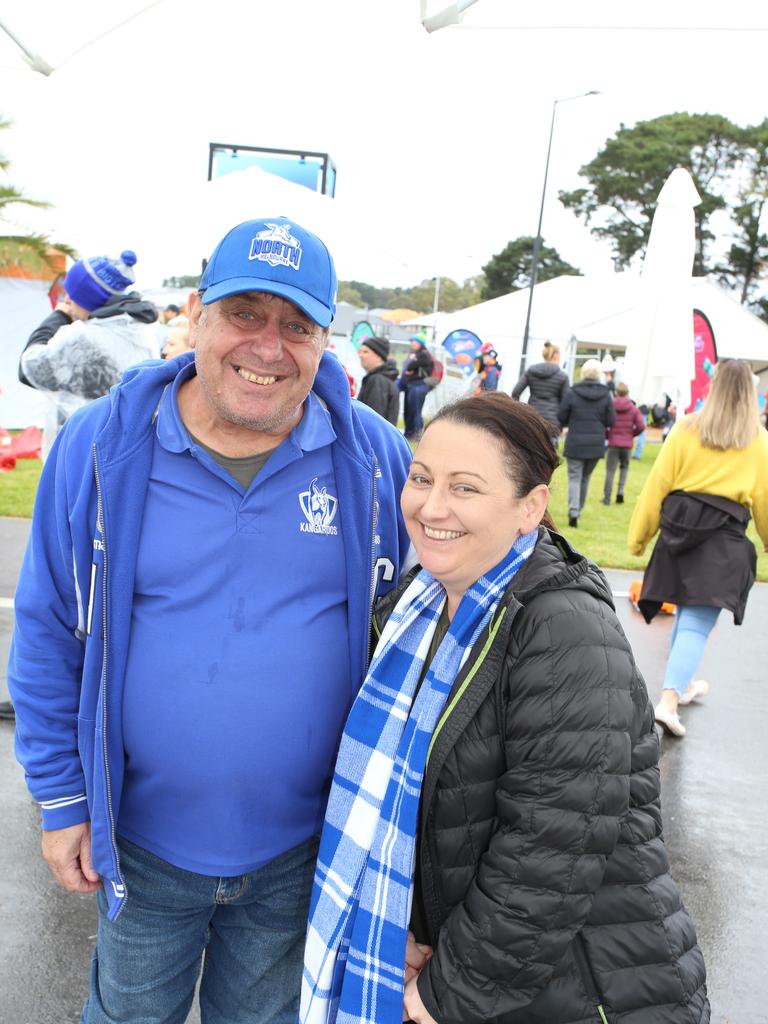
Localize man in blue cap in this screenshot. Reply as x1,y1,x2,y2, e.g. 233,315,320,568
8,218,413,1023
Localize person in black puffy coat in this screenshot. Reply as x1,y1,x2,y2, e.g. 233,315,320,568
376,393,708,1024
511,340,569,444
558,358,615,527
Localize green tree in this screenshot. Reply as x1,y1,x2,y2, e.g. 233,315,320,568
456,275,485,308
0,115,75,268
338,280,383,308
162,274,200,288
335,275,484,314
713,119,768,311
559,112,743,273
480,236,580,301
420,276,484,312
336,282,364,306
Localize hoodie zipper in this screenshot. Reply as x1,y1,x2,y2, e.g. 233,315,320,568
367,455,379,609
365,457,380,667
92,445,125,910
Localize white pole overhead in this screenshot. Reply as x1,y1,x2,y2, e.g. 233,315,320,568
0,17,54,76
420,0,482,33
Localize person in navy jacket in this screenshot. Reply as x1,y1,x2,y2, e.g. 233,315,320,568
8,217,413,1024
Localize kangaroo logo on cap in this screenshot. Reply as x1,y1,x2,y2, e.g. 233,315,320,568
248,222,302,271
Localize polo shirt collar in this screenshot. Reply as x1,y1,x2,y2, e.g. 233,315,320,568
155,361,336,455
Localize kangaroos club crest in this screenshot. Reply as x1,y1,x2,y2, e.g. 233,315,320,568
249,222,302,270
299,478,339,535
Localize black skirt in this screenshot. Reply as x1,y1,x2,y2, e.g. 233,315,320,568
639,490,757,625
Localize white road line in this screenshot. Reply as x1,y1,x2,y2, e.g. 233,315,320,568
0,598,14,609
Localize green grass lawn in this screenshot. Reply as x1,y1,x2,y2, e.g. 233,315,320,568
2,444,767,581
548,442,768,582
0,458,42,518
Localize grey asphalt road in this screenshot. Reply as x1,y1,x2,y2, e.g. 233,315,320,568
0,516,765,1024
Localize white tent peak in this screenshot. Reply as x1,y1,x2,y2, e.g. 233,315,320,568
656,167,702,209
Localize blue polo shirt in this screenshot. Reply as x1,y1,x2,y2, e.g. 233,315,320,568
117,363,353,875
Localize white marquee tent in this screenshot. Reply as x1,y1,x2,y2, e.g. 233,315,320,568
408,274,768,393
0,276,52,430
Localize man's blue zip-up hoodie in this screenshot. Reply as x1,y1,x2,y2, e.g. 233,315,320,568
9,351,413,920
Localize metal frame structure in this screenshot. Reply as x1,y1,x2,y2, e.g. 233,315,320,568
207,142,337,196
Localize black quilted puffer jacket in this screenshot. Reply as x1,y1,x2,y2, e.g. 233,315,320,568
376,530,709,1024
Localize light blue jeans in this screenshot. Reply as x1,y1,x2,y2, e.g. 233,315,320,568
663,604,721,697
81,834,318,1024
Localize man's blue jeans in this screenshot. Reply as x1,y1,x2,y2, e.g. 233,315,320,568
81,835,319,1024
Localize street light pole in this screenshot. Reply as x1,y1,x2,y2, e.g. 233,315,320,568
518,90,599,378
432,275,441,343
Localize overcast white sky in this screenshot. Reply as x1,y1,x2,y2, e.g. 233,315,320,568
2,0,768,290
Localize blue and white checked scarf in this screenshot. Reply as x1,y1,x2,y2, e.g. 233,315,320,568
299,529,538,1024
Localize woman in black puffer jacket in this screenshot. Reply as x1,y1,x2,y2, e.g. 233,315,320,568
511,340,570,444
558,358,616,528
376,394,708,1024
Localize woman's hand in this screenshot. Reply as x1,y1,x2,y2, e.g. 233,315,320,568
403,975,439,1023
403,931,434,1021
404,930,432,985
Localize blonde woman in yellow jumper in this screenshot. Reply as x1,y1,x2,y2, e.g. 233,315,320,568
628,360,768,737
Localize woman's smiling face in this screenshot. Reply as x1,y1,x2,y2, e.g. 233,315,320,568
400,420,547,608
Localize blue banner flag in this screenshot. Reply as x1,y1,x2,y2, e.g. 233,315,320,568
442,329,483,377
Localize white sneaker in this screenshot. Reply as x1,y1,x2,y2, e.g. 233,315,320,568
654,704,686,737
678,680,710,706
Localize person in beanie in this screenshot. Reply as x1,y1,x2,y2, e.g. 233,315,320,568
8,217,412,1024
357,335,400,424
474,346,501,393
400,334,434,440
19,249,159,451
602,380,646,504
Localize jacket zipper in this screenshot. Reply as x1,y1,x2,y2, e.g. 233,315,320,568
93,445,125,910
426,606,507,764
572,932,610,1024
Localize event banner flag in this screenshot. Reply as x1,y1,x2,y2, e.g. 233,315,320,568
689,309,717,413
442,329,483,377
350,321,376,350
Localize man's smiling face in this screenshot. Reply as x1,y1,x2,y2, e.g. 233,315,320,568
188,290,326,440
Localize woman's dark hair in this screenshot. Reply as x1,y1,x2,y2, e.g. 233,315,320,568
428,392,561,530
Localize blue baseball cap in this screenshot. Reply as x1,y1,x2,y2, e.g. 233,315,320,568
199,217,337,327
